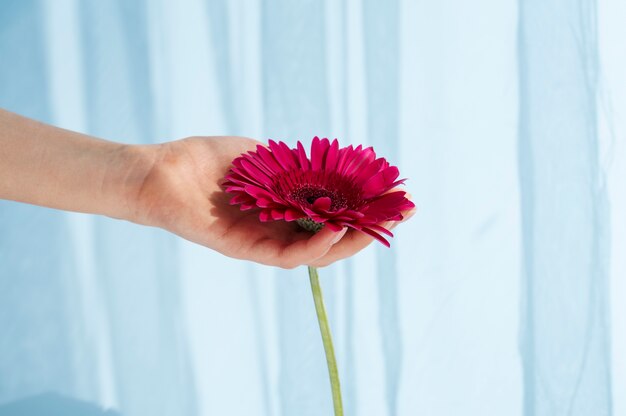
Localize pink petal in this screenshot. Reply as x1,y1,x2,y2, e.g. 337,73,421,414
324,139,339,171
256,197,276,208
256,145,284,174
224,174,254,188
291,148,301,168
330,209,365,220
404,199,416,209
354,158,385,184
312,196,332,211
360,192,413,222
268,140,297,170
259,210,272,221
225,185,245,193
367,223,394,237
296,141,310,170
243,153,275,178
231,165,268,188
336,145,355,175
367,190,410,207
271,209,284,220
387,178,408,191
229,194,254,205
362,166,400,198
240,159,273,186
284,209,306,221
243,184,280,202
362,146,377,162
344,146,376,177
311,137,330,171
360,227,391,247
302,208,327,223
324,221,344,232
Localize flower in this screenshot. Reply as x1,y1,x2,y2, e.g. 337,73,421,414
222,137,415,246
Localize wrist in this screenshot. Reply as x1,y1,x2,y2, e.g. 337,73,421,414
103,143,159,224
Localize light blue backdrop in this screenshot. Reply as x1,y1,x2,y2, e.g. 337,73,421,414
1,0,625,415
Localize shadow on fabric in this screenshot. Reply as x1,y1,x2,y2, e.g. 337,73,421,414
0,392,121,416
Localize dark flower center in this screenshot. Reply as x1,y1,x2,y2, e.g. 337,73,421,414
290,185,348,211
271,170,363,212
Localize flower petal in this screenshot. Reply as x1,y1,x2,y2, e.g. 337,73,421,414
336,145,355,175
225,185,245,193
324,221,344,232
344,146,376,177
242,153,276,178
367,223,394,237
311,137,330,171
256,197,277,208
354,158,385,185
271,209,284,220
312,196,332,211
256,144,284,173
244,184,280,202
296,141,310,170
324,139,339,172
360,227,391,247
362,166,400,198
240,159,273,186
230,166,266,187
284,209,306,221
229,193,255,205
269,140,297,170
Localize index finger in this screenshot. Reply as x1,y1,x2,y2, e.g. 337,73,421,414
309,205,416,268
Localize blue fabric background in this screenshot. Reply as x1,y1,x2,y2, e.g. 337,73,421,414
1,0,625,415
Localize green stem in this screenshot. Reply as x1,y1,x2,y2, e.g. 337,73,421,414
308,266,344,416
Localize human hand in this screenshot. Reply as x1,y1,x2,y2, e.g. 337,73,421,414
0,109,412,266
129,137,415,268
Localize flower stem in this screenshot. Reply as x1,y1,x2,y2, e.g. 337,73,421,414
308,266,344,416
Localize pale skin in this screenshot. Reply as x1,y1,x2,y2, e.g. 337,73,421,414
0,108,415,268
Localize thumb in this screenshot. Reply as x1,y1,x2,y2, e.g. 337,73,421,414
281,226,347,268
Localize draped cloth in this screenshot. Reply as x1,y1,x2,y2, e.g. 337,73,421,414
0,0,624,415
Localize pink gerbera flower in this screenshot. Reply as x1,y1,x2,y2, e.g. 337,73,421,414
222,137,415,246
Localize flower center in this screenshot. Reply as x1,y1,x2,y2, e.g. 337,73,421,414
272,170,363,212
290,185,347,211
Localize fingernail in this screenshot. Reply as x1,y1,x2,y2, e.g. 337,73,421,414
331,227,347,244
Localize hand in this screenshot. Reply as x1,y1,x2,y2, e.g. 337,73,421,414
129,137,415,269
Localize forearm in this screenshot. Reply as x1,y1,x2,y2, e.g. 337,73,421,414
0,108,153,220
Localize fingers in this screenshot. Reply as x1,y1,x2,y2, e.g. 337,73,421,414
252,189,414,269
309,208,416,268
276,226,347,269
307,225,384,268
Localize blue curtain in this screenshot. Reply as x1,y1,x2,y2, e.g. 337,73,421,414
1,0,624,415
